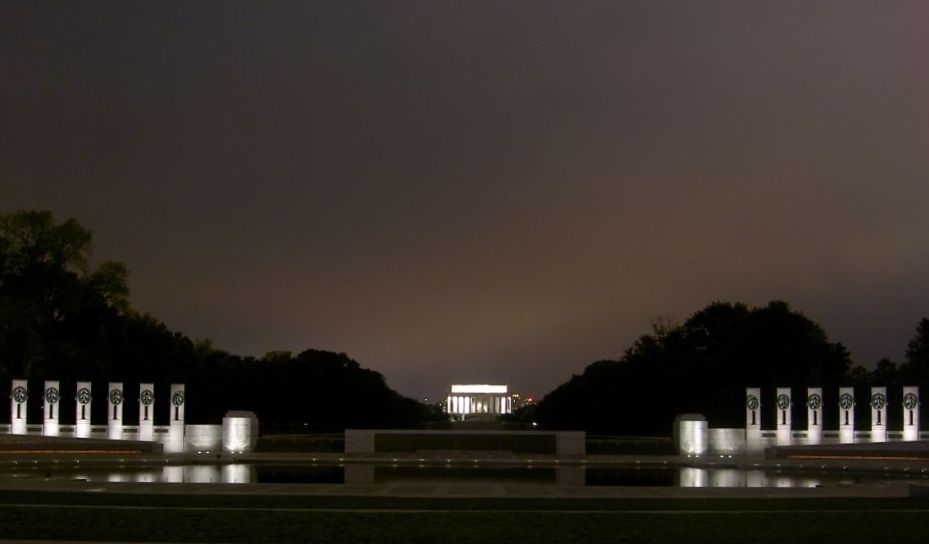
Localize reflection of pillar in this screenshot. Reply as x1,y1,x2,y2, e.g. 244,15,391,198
710,469,741,488
43,380,61,437
903,386,920,441
167,383,185,451
162,466,184,483
138,383,155,441
775,387,791,445
222,464,254,484
870,386,887,442
806,387,822,445
745,387,762,443
838,386,855,444
107,382,124,440
75,381,92,438
745,470,767,487
10,379,28,435
678,467,708,487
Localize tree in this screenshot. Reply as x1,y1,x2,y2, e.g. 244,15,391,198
534,301,853,435
0,210,452,429
0,210,130,381
897,318,929,389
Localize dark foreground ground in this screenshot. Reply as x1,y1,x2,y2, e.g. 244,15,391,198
2,490,929,544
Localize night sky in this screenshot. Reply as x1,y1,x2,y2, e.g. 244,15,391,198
3,2,929,401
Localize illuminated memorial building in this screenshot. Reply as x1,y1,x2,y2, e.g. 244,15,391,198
445,384,513,420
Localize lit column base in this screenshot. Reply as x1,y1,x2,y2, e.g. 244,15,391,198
138,422,154,442
107,424,122,440
43,421,59,437
839,428,855,444
74,421,91,439
806,428,822,445
776,428,791,446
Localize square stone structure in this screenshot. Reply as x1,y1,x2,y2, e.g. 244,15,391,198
838,386,855,444
42,380,61,437
10,379,28,435
775,387,791,445
745,387,761,443
107,382,124,440
903,386,920,441
75,381,92,438
167,383,186,452
870,386,887,442
446,384,512,419
138,383,155,441
806,387,823,444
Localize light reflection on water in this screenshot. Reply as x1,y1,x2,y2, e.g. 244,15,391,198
0,464,897,487
676,467,820,488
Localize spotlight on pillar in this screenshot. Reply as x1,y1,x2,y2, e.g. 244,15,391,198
903,386,920,441
166,384,186,452
138,383,155,441
222,411,258,453
775,387,791,445
870,387,887,442
745,388,762,445
10,380,28,435
674,414,708,456
107,382,124,440
42,380,61,437
806,387,822,445
838,387,855,444
75,382,92,438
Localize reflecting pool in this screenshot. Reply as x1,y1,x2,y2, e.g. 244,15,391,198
2,463,927,488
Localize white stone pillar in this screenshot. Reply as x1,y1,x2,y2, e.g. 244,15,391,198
10,379,28,435
42,380,61,437
745,388,762,443
838,387,855,444
806,387,822,445
775,387,792,445
107,382,124,440
870,386,887,442
139,383,155,441
903,386,920,441
167,383,185,452
75,382,92,438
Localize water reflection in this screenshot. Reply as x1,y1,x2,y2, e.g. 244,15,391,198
1,464,918,488
676,467,820,488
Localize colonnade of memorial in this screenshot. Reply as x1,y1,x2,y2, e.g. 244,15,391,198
7,379,185,441
445,394,512,416
746,385,921,444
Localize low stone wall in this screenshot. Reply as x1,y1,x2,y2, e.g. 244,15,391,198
345,429,585,455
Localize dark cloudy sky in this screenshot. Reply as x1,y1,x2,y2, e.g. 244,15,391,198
3,1,929,400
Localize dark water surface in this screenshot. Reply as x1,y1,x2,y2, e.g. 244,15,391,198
2,463,928,488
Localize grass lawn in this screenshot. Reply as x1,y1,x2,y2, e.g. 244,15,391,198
1,491,928,543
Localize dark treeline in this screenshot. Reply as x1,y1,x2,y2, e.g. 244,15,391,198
0,211,441,428
532,302,929,436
